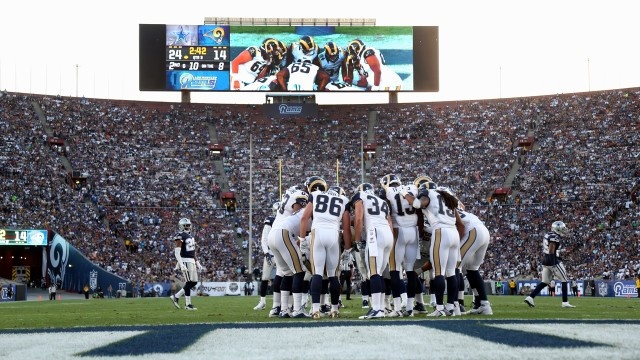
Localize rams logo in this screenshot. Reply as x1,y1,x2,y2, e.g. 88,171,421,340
203,27,225,44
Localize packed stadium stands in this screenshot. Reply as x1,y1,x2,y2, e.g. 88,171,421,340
1,88,638,289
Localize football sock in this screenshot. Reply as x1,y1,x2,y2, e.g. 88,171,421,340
446,275,458,305
561,282,569,302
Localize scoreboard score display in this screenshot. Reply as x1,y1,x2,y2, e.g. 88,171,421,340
0,229,48,246
166,46,230,71
139,23,438,92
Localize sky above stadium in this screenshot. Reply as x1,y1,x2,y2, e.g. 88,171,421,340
1,0,639,104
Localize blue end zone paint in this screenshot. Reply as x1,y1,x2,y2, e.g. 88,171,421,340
79,324,214,356
2,320,629,357
424,321,608,348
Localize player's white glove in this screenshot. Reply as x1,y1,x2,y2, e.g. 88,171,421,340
196,260,205,272
358,239,367,251
399,188,409,198
342,248,352,263
179,263,187,273
265,252,275,266
299,236,310,254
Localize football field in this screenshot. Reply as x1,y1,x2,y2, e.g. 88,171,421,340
1,295,639,359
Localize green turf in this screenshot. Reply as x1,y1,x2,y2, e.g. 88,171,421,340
1,295,638,330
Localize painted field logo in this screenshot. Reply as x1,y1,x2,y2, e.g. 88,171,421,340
2,321,638,359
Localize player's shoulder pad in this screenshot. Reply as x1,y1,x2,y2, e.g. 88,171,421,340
248,46,259,57
362,48,376,59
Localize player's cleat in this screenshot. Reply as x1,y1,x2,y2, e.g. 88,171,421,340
472,303,493,315
320,304,331,315
292,308,311,318
452,304,462,316
362,299,369,309
185,304,197,310
384,307,394,316
561,302,576,308
459,304,466,313
413,302,428,314
253,301,266,311
330,310,340,318
386,309,404,318
268,306,281,318
279,307,292,318
338,299,344,308
403,310,414,317
364,309,385,319
427,309,447,317
169,295,180,309
479,304,494,315
312,311,321,319
524,296,535,307
358,308,375,319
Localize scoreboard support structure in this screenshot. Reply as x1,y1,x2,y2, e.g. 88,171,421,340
181,90,191,103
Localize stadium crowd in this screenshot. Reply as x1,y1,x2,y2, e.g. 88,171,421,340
1,87,638,290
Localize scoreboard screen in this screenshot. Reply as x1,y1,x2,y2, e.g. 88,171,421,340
0,229,48,246
139,24,438,92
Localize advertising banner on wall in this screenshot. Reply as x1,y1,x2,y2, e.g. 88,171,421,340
517,280,637,297
594,280,638,297
196,281,255,296
263,103,318,117
46,233,131,294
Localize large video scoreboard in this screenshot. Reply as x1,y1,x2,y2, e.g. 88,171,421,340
139,24,438,92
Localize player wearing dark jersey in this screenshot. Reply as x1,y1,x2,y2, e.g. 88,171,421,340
170,218,204,310
525,221,576,308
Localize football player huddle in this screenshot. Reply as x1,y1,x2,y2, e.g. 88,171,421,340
255,172,499,320
230,36,402,91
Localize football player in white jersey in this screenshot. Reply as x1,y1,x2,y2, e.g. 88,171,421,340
170,218,204,311
525,221,576,308
378,173,420,317
456,204,493,315
266,185,309,317
240,75,281,91
351,183,394,319
286,35,321,67
300,178,352,319
268,185,310,318
230,38,283,90
276,60,330,91
318,41,347,83
340,54,370,90
345,39,403,91
402,180,464,316
254,201,280,311
320,41,368,92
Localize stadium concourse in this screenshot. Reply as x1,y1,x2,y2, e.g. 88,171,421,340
0,88,639,293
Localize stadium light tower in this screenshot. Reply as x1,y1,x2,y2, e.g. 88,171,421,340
75,64,79,97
